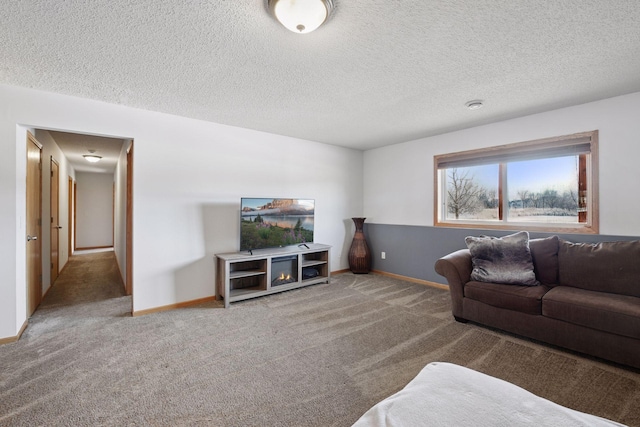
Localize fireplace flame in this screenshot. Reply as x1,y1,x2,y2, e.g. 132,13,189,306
278,273,292,280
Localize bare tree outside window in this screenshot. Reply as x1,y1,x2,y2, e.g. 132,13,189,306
447,169,484,219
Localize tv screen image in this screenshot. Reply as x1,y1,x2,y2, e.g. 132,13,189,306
240,198,314,252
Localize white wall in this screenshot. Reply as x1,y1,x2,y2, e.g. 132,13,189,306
364,91,640,236
133,118,362,310
76,172,114,248
33,130,75,292
0,83,363,340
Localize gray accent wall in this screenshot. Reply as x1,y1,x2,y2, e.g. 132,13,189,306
364,223,640,285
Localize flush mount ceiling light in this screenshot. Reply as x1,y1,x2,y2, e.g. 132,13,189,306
268,0,334,34
83,150,102,163
83,155,102,163
465,100,484,110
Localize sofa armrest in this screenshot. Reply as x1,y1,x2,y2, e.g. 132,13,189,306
435,249,472,318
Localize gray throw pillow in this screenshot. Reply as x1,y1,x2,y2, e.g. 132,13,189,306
465,231,540,286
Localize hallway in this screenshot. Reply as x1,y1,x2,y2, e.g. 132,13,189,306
25,250,130,339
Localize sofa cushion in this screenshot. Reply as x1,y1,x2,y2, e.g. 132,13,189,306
529,236,559,285
465,231,539,286
465,281,551,315
543,286,640,340
558,239,640,297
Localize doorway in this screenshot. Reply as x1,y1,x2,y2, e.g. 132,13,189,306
24,129,133,317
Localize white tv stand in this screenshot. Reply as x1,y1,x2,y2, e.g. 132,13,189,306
216,243,331,308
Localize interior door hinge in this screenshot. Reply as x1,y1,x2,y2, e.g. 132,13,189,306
51,217,54,223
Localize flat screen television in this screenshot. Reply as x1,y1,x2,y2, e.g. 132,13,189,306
240,198,314,252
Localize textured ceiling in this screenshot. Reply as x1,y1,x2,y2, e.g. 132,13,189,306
2,1,640,150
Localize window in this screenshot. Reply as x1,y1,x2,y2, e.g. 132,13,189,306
434,130,598,233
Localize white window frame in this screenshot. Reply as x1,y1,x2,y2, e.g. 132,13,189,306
434,130,599,234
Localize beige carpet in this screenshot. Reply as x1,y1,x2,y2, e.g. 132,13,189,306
1,251,638,426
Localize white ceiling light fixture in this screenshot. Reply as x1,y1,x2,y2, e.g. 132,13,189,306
465,100,484,110
268,0,334,34
83,150,102,163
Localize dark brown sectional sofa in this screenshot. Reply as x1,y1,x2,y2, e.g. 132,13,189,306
435,235,640,369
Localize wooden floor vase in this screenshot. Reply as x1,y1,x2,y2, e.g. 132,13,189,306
348,217,371,274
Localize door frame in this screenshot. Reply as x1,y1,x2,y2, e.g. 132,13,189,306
50,156,60,285
73,180,77,252
68,176,74,257
126,142,133,296
26,132,43,316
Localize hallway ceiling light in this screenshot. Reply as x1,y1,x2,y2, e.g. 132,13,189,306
268,0,334,34
83,155,102,163
83,150,102,163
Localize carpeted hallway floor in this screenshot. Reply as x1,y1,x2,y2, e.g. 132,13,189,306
1,250,639,426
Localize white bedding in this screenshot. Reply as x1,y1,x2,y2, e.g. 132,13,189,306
352,362,626,427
